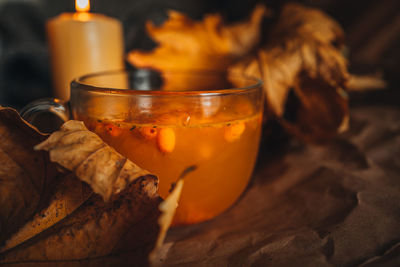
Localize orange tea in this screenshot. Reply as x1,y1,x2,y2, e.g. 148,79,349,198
78,107,262,225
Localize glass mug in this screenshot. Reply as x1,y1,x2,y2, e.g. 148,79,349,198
21,70,264,225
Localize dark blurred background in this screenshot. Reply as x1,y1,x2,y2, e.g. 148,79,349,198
0,0,399,109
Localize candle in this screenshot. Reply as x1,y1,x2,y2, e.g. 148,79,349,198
46,0,124,100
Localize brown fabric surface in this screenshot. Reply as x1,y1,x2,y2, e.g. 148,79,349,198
152,103,400,266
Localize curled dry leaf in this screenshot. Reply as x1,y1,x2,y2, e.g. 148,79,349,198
0,175,161,265
150,165,195,264
149,178,184,265
128,4,267,72
230,3,350,141
0,107,61,247
34,120,155,201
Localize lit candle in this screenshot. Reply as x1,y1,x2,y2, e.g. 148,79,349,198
46,0,124,100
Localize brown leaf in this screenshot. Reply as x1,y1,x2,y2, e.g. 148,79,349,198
0,175,161,265
0,107,60,246
127,5,267,73
0,118,164,265
280,75,349,142
34,120,155,201
230,3,350,141
0,174,91,254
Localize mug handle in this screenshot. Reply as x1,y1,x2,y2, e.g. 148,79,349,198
20,98,70,126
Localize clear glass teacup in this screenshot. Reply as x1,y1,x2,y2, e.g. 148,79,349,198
21,70,263,225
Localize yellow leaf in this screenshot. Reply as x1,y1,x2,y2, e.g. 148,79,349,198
128,5,267,72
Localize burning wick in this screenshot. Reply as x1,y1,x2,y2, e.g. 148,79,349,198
76,0,90,12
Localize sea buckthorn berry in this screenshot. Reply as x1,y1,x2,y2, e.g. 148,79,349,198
139,126,158,139
224,122,245,142
105,123,122,137
157,128,176,153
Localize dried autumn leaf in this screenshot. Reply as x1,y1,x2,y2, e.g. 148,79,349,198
34,120,155,201
280,76,349,142
128,5,267,73
0,175,161,265
0,107,61,247
230,3,350,141
149,165,198,264
149,178,184,265
0,174,91,254
0,118,166,265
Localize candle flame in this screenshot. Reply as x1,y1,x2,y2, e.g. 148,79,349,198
76,0,90,12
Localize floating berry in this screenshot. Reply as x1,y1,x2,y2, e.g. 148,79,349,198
157,128,176,153
139,126,158,139
104,123,122,137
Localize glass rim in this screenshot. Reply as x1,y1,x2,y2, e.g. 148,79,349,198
70,69,263,96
